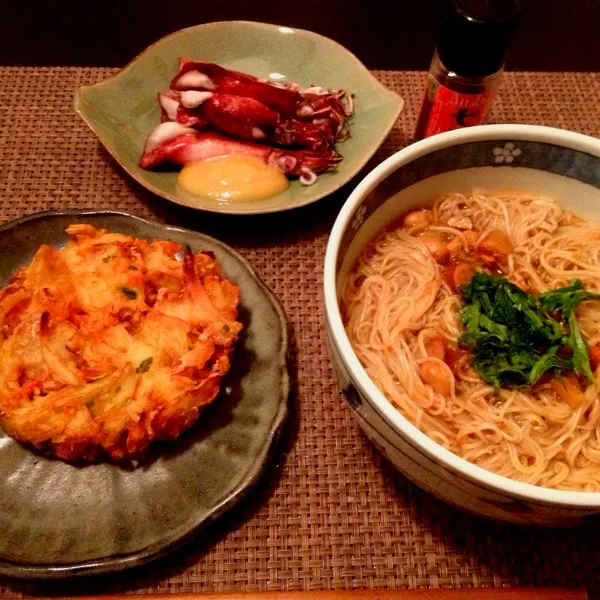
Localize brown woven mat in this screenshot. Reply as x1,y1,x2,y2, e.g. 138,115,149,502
1,68,600,597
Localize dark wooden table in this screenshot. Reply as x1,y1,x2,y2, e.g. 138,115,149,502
2,0,599,71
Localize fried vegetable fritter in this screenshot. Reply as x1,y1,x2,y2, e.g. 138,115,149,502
0,224,242,462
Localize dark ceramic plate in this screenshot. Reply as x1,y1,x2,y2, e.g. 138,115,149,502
0,211,290,579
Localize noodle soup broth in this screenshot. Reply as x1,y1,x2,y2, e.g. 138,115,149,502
342,190,600,493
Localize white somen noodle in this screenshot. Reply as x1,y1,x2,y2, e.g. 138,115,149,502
342,190,600,491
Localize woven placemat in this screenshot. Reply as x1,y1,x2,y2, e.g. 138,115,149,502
1,68,600,597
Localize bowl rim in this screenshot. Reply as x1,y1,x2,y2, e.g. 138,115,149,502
324,123,600,507
73,19,403,216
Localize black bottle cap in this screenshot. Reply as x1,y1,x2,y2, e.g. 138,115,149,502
436,0,521,78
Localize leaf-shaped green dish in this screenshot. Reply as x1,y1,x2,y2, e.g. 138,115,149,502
74,21,403,214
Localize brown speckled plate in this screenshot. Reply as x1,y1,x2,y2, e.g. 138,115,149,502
0,211,290,579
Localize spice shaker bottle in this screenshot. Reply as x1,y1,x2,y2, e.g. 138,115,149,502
414,0,521,140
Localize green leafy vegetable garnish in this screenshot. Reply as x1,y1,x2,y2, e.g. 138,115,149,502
459,272,600,390
539,280,600,383
136,357,153,374
121,286,138,300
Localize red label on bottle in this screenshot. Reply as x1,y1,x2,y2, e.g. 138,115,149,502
424,85,491,137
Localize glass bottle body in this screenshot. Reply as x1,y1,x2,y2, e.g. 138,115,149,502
414,51,504,141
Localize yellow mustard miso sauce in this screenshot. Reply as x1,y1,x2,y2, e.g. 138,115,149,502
177,155,289,202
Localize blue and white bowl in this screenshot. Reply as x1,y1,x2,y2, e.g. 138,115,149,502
324,124,600,526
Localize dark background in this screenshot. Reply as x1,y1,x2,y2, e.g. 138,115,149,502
1,0,599,71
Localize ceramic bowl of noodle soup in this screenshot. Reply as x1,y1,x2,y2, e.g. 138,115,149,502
324,124,600,525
